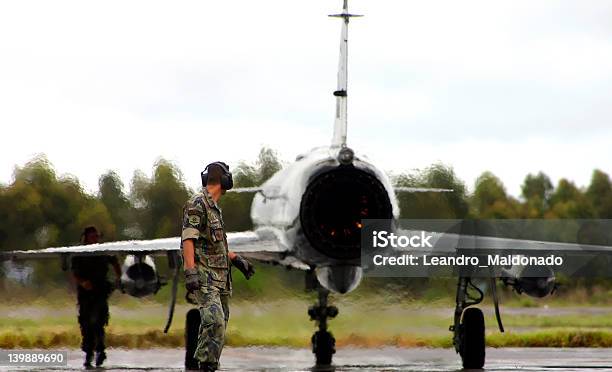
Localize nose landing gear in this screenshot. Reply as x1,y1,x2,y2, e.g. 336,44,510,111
307,273,338,366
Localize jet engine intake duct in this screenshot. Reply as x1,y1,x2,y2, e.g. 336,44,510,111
504,265,556,298
121,255,160,298
300,166,392,260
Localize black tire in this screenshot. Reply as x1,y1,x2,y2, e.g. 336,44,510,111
312,330,335,366
460,307,485,369
185,308,201,370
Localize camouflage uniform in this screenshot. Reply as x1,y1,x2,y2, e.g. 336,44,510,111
181,189,232,367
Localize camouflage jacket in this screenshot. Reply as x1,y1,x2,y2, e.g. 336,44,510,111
181,189,232,295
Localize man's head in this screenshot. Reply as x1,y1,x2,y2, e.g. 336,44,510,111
81,226,100,245
201,162,233,199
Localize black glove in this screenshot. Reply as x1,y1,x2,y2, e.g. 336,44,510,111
184,268,201,292
232,255,255,279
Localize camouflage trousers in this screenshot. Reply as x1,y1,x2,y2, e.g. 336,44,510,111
77,285,111,353
193,287,230,365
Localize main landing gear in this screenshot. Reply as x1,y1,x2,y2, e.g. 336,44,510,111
450,275,504,369
307,271,338,367
185,308,201,370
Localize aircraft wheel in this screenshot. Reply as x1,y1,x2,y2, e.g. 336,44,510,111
460,307,485,369
185,308,201,370
312,330,335,366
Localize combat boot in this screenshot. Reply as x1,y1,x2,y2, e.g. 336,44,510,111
95,351,107,367
199,361,218,371
83,351,93,368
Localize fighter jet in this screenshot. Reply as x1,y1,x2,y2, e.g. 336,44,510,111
3,1,612,369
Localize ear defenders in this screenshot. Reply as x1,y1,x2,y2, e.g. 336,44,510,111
201,161,233,190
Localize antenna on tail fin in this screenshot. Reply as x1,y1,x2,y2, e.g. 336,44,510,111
329,0,362,148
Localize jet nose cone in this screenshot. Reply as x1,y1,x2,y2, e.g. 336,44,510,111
315,265,363,294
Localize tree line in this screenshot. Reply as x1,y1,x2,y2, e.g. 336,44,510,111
1,148,611,252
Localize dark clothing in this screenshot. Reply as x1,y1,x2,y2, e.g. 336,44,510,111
77,285,110,352
71,255,118,354
71,256,118,286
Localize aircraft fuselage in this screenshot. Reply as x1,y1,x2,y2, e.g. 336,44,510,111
250,146,398,293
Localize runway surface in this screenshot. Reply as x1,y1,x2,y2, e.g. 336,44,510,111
2,347,611,371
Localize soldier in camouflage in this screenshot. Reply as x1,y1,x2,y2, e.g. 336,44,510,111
181,162,255,372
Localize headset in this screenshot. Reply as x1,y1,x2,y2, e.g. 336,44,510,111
201,161,233,190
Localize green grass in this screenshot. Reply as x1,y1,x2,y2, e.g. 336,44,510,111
1,297,611,349
2,327,611,349
2,265,612,349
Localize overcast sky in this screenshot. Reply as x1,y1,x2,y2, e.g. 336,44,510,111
1,0,611,197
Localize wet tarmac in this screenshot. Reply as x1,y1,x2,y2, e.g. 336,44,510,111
2,347,611,371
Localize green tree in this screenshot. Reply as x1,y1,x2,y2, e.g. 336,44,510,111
521,171,553,201
521,172,553,217
471,171,520,218
232,162,258,188
586,169,612,218
99,171,132,240
0,156,114,251
395,163,469,219
546,179,595,218
220,147,284,231
130,159,191,238
256,147,283,184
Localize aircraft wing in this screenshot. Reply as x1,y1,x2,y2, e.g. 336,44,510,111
227,187,263,193
1,237,180,260
454,234,612,254
231,186,456,194
0,229,299,266
228,228,308,269
0,229,296,335
394,187,453,193
396,229,612,254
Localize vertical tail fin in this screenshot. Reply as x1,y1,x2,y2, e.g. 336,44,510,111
329,0,362,148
